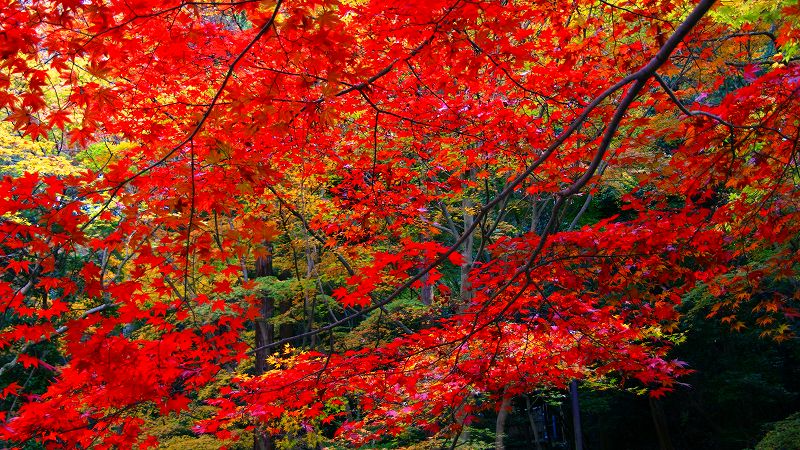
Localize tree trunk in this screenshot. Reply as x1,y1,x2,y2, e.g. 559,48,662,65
253,245,275,450
420,271,433,305
525,395,545,450
570,380,584,450
649,396,674,450
460,171,475,305
495,395,512,450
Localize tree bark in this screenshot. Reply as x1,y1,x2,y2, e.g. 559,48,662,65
460,170,475,305
420,271,433,305
649,396,674,450
495,395,512,450
525,395,545,450
570,380,584,450
253,244,275,450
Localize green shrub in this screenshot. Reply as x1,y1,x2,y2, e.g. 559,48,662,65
755,413,800,450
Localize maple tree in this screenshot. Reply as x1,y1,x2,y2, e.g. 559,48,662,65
1,0,799,448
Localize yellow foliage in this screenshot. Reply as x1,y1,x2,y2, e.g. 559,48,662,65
0,122,78,177
159,434,246,450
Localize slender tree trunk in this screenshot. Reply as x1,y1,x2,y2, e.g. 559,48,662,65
420,271,433,305
530,195,541,234
254,245,275,450
649,397,674,450
460,170,475,305
570,380,584,450
495,395,513,450
525,395,545,450
568,161,606,231
420,217,435,306
455,172,477,447
460,196,473,304
305,239,317,348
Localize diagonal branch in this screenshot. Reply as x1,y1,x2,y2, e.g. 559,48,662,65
251,0,718,353
654,72,794,141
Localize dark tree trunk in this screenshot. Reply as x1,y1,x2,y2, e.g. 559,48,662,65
254,245,275,450
570,380,584,450
525,396,545,450
460,169,476,306
420,271,433,305
649,396,674,450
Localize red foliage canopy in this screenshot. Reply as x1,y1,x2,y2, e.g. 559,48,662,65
0,0,798,447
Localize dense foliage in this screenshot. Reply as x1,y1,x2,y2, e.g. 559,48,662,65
1,0,799,448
